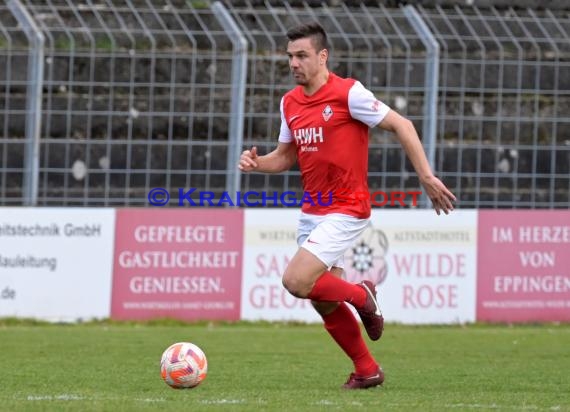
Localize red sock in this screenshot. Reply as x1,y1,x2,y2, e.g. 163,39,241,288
322,303,378,376
308,271,367,307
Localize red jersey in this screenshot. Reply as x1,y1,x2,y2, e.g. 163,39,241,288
278,72,391,218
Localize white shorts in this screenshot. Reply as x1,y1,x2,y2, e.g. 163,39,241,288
297,212,370,269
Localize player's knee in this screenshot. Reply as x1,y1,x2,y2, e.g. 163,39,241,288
282,273,310,298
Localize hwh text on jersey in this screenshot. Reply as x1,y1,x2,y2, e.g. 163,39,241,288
293,127,324,146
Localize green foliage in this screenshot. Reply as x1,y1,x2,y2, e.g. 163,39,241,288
186,0,210,9
0,322,568,411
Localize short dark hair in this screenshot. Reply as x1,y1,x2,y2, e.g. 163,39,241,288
286,22,329,52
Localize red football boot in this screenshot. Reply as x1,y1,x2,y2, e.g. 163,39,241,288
356,280,384,341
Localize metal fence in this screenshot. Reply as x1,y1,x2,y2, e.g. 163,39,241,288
0,0,568,208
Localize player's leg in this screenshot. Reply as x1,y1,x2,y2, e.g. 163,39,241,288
312,266,383,389
283,214,384,340
289,213,385,389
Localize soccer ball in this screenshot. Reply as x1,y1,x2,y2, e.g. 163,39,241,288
160,342,208,389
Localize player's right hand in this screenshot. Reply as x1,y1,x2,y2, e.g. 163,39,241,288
238,146,258,172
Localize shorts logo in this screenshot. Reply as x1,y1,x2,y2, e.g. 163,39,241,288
307,238,319,244
322,105,333,122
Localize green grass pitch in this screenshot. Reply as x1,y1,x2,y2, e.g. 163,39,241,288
0,320,569,411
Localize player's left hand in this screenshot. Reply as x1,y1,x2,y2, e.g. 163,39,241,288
420,175,456,215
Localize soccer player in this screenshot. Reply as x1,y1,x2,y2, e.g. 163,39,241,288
238,22,456,389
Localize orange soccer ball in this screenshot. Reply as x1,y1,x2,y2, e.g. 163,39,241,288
160,342,208,389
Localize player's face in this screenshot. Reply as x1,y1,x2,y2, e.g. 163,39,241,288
286,37,326,85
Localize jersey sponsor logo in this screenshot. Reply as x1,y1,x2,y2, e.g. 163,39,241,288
293,126,324,147
322,104,333,121
371,100,381,112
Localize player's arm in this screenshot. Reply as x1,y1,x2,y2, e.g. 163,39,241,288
378,110,456,215
238,142,297,173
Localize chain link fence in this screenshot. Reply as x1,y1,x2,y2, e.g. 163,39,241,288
0,0,568,208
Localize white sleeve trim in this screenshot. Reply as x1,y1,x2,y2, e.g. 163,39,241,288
348,81,391,128
278,96,293,143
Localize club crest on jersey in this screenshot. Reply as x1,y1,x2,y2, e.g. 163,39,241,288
322,105,333,122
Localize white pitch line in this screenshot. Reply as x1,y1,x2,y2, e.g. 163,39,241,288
27,394,85,401
199,399,245,405
315,400,335,406
445,403,557,410
134,397,166,403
